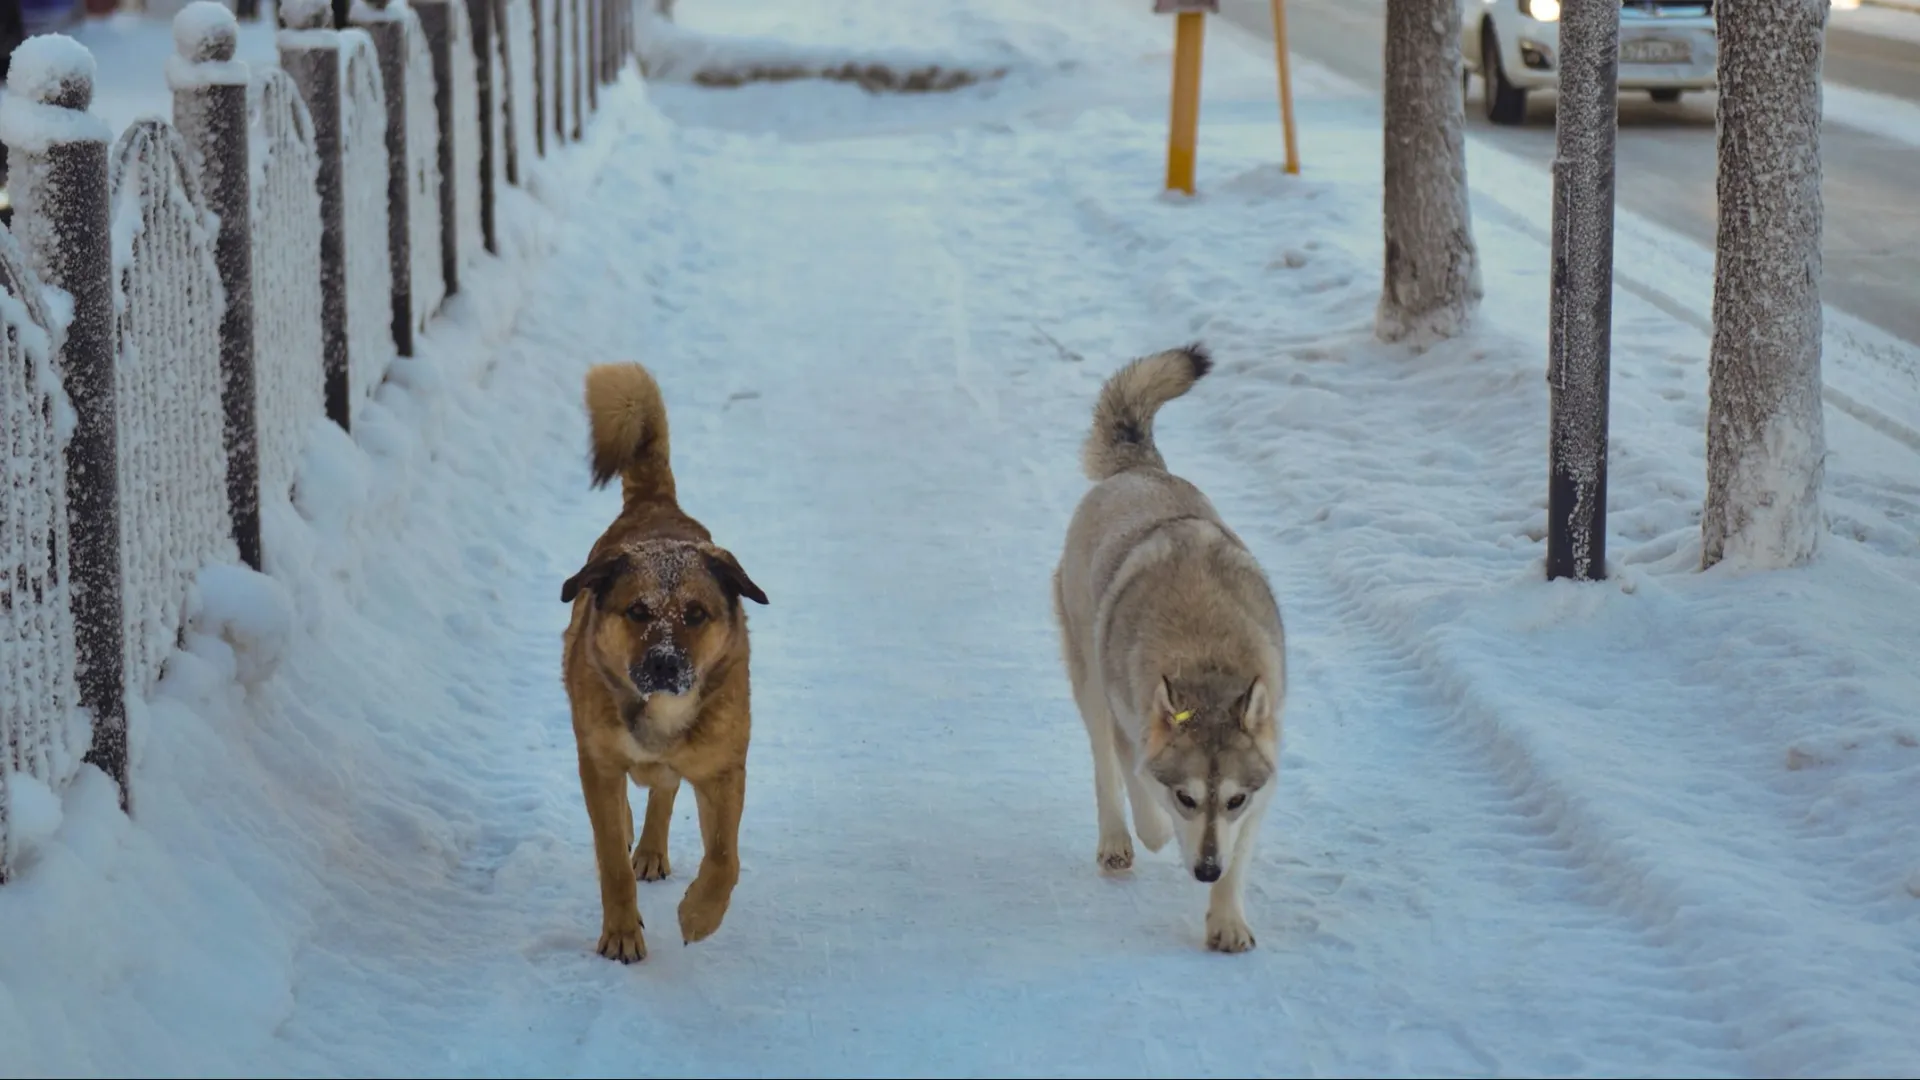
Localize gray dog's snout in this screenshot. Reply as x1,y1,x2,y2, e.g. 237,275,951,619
1193,861,1222,883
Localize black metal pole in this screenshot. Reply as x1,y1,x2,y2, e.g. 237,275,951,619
1545,0,1618,582
7,46,129,804
278,4,351,431
173,9,263,572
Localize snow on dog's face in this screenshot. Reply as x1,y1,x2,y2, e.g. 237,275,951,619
561,539,767,720
1143,673,1276,884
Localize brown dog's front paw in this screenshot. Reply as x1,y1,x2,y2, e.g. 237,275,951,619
632,847,672,882
597,919,648,964
677,878,734,944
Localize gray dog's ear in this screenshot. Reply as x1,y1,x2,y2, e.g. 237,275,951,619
700,544,768,606
560,553,629,605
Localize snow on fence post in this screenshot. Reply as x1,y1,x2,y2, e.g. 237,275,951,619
550,0,565,144
170,2,263,573
414,0,463,293
0,223,82,885
0,35,130,805
499,0,536,180
1544,0,1619,583
462,0,496,252
529,0,545,159
278,0,353,430
352,0,415,357
569,0,581,139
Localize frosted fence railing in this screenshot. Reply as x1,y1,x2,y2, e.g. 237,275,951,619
0,228,81,883
249,67,326,505
341,28,395,417
109,117,236,699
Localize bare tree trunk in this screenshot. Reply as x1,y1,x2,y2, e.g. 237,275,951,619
1377,0,1481,345
1703,0,1828,570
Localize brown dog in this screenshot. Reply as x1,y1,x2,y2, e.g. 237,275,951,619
560,362,768,963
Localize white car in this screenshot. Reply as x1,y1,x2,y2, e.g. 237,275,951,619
1462,0,1718,125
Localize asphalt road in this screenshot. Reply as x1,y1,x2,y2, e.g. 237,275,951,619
1214,0,1920,348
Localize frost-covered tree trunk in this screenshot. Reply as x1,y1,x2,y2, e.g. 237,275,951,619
1702,0,1828,570
1377,0,1482,344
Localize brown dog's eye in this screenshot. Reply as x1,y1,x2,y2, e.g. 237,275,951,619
626,602,651,622
684,603,709,627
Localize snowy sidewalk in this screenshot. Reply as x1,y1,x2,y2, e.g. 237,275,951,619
2,1,1919,1076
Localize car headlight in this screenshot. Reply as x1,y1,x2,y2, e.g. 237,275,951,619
1521,0,1560,21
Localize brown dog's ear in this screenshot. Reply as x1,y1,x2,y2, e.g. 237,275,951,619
700,544,768,606
560,553,629,605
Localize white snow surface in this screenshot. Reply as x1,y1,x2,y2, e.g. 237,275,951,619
3,1,1920,1076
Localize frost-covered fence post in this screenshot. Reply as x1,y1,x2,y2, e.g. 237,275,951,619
415,0,462,293
583,0,595,110
0,36,130,802
1376,0,1481,344
171,3,263,573
279,0,353,430
530,0,546,158
1544,0,1618,583
464,0,496,252
569,0,581,139
351,0,416,357
1702,0,1828,571
549,0,564,144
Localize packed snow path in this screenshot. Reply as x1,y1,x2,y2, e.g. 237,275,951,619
249,82,1747,1077
8,4,1920,1075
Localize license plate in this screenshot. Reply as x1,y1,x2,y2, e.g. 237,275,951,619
1621,38,1691,64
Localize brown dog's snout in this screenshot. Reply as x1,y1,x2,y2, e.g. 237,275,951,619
631,647,692,696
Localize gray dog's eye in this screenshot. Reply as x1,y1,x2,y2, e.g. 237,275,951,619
1175,790,1198,810
626,601,651,622
1225,793,1247,811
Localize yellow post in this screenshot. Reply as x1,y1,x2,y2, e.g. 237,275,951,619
1269,0,1301,174
1165,11,1207,195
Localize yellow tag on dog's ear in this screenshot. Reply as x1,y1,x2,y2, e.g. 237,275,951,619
1171,709,1194,725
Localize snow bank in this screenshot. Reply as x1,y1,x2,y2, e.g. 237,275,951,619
635,1,1023,93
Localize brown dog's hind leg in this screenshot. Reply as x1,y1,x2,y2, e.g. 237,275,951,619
678,766,745,945
581,755,647,963
629,764,679,882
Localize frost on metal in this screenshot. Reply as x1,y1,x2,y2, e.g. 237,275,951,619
447,0,484,274
109,118,236,698
1703,0,1829,571
1376,0,1482,346
249,68,325,504
1545,0,1620,582
341,29,395,412
547,0,566,140
405,7,448,331
502,0,536,173
0,229,81,883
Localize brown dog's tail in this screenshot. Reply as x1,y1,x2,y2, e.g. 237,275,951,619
585,362,676,503
1082,343,1212,481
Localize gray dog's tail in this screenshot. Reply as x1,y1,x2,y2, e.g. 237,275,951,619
1081,343,1213,481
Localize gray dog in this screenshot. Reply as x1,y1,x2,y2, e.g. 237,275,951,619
1051,344,1287,953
